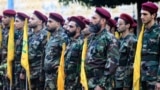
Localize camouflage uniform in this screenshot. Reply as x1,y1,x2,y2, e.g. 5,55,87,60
13,29,24,90
115,34,137,88
44,27,68,90
0,27,9,89
28,28,47,90
141,24,160,90
13,28,34,90
64,38,83,90
1,27,9,64
0,25,3,88
86,29,120,90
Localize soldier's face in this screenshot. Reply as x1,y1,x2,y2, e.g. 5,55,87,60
28,14,39,28
90,13,102,26
89,13,102,33
2,15,11,26
82,25,91,36
117,19,126,33
141,10,154,24
47,18,58,32
14,17,24,30
65,21,77,37
63,21,69,30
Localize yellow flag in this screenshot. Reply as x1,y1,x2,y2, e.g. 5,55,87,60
21,19,31,90
47,32,51,41
133,24,145,90
115,31,120,39
0,25,2,48
80,38,88,90
7,18,14,86
57,43,66,90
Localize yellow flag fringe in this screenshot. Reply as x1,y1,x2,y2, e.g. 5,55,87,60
47,32,51,41
115,31,120,39
80,38,88,90
133,24,145,90
21,19,31,90
7,18,14,86
57,43,66,90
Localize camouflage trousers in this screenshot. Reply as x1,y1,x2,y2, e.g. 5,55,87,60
30,77,44,90
86,69,114,90
114,66,133,88
65,75,82,90
13,63,23,90
114,74,133,88
140,61,159,90
114,77,132,89
15,76,44,90
0,63,8,90
45,73,57,90
87,76,113,90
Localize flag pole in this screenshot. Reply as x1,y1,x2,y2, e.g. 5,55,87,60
26,74,28,90
9,84,12,90
7,0,14,89
8,0,14,9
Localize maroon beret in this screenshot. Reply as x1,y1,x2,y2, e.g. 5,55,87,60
3,9,16,16
70,16,85,30
43,15,48,23
49,12,65,25
120,13,134,26
107,19,117,27
33,10,46,23
77,15,85,20
142,2,158,13
95,7,111,20
16,12,30,21
83,19,90,25
132,22,137,28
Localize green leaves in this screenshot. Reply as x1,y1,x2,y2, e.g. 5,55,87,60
59,0,159,8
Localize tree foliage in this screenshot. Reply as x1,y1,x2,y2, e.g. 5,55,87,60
59,0,158,8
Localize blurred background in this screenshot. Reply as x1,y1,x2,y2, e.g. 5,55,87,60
0,0,160,19
0,0,160,30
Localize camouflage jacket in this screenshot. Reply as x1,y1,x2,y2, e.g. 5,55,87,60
115,34,137,80
86,29,120,87
28,28,47,79
14,29,23,64
44,27,68,75
141,24,160,82
119,34,137,66
1,27,10,64
64,37,83,81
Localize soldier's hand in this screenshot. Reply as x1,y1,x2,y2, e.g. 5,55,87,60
94,85,104,90
20,73,25,80
155,83,160,90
